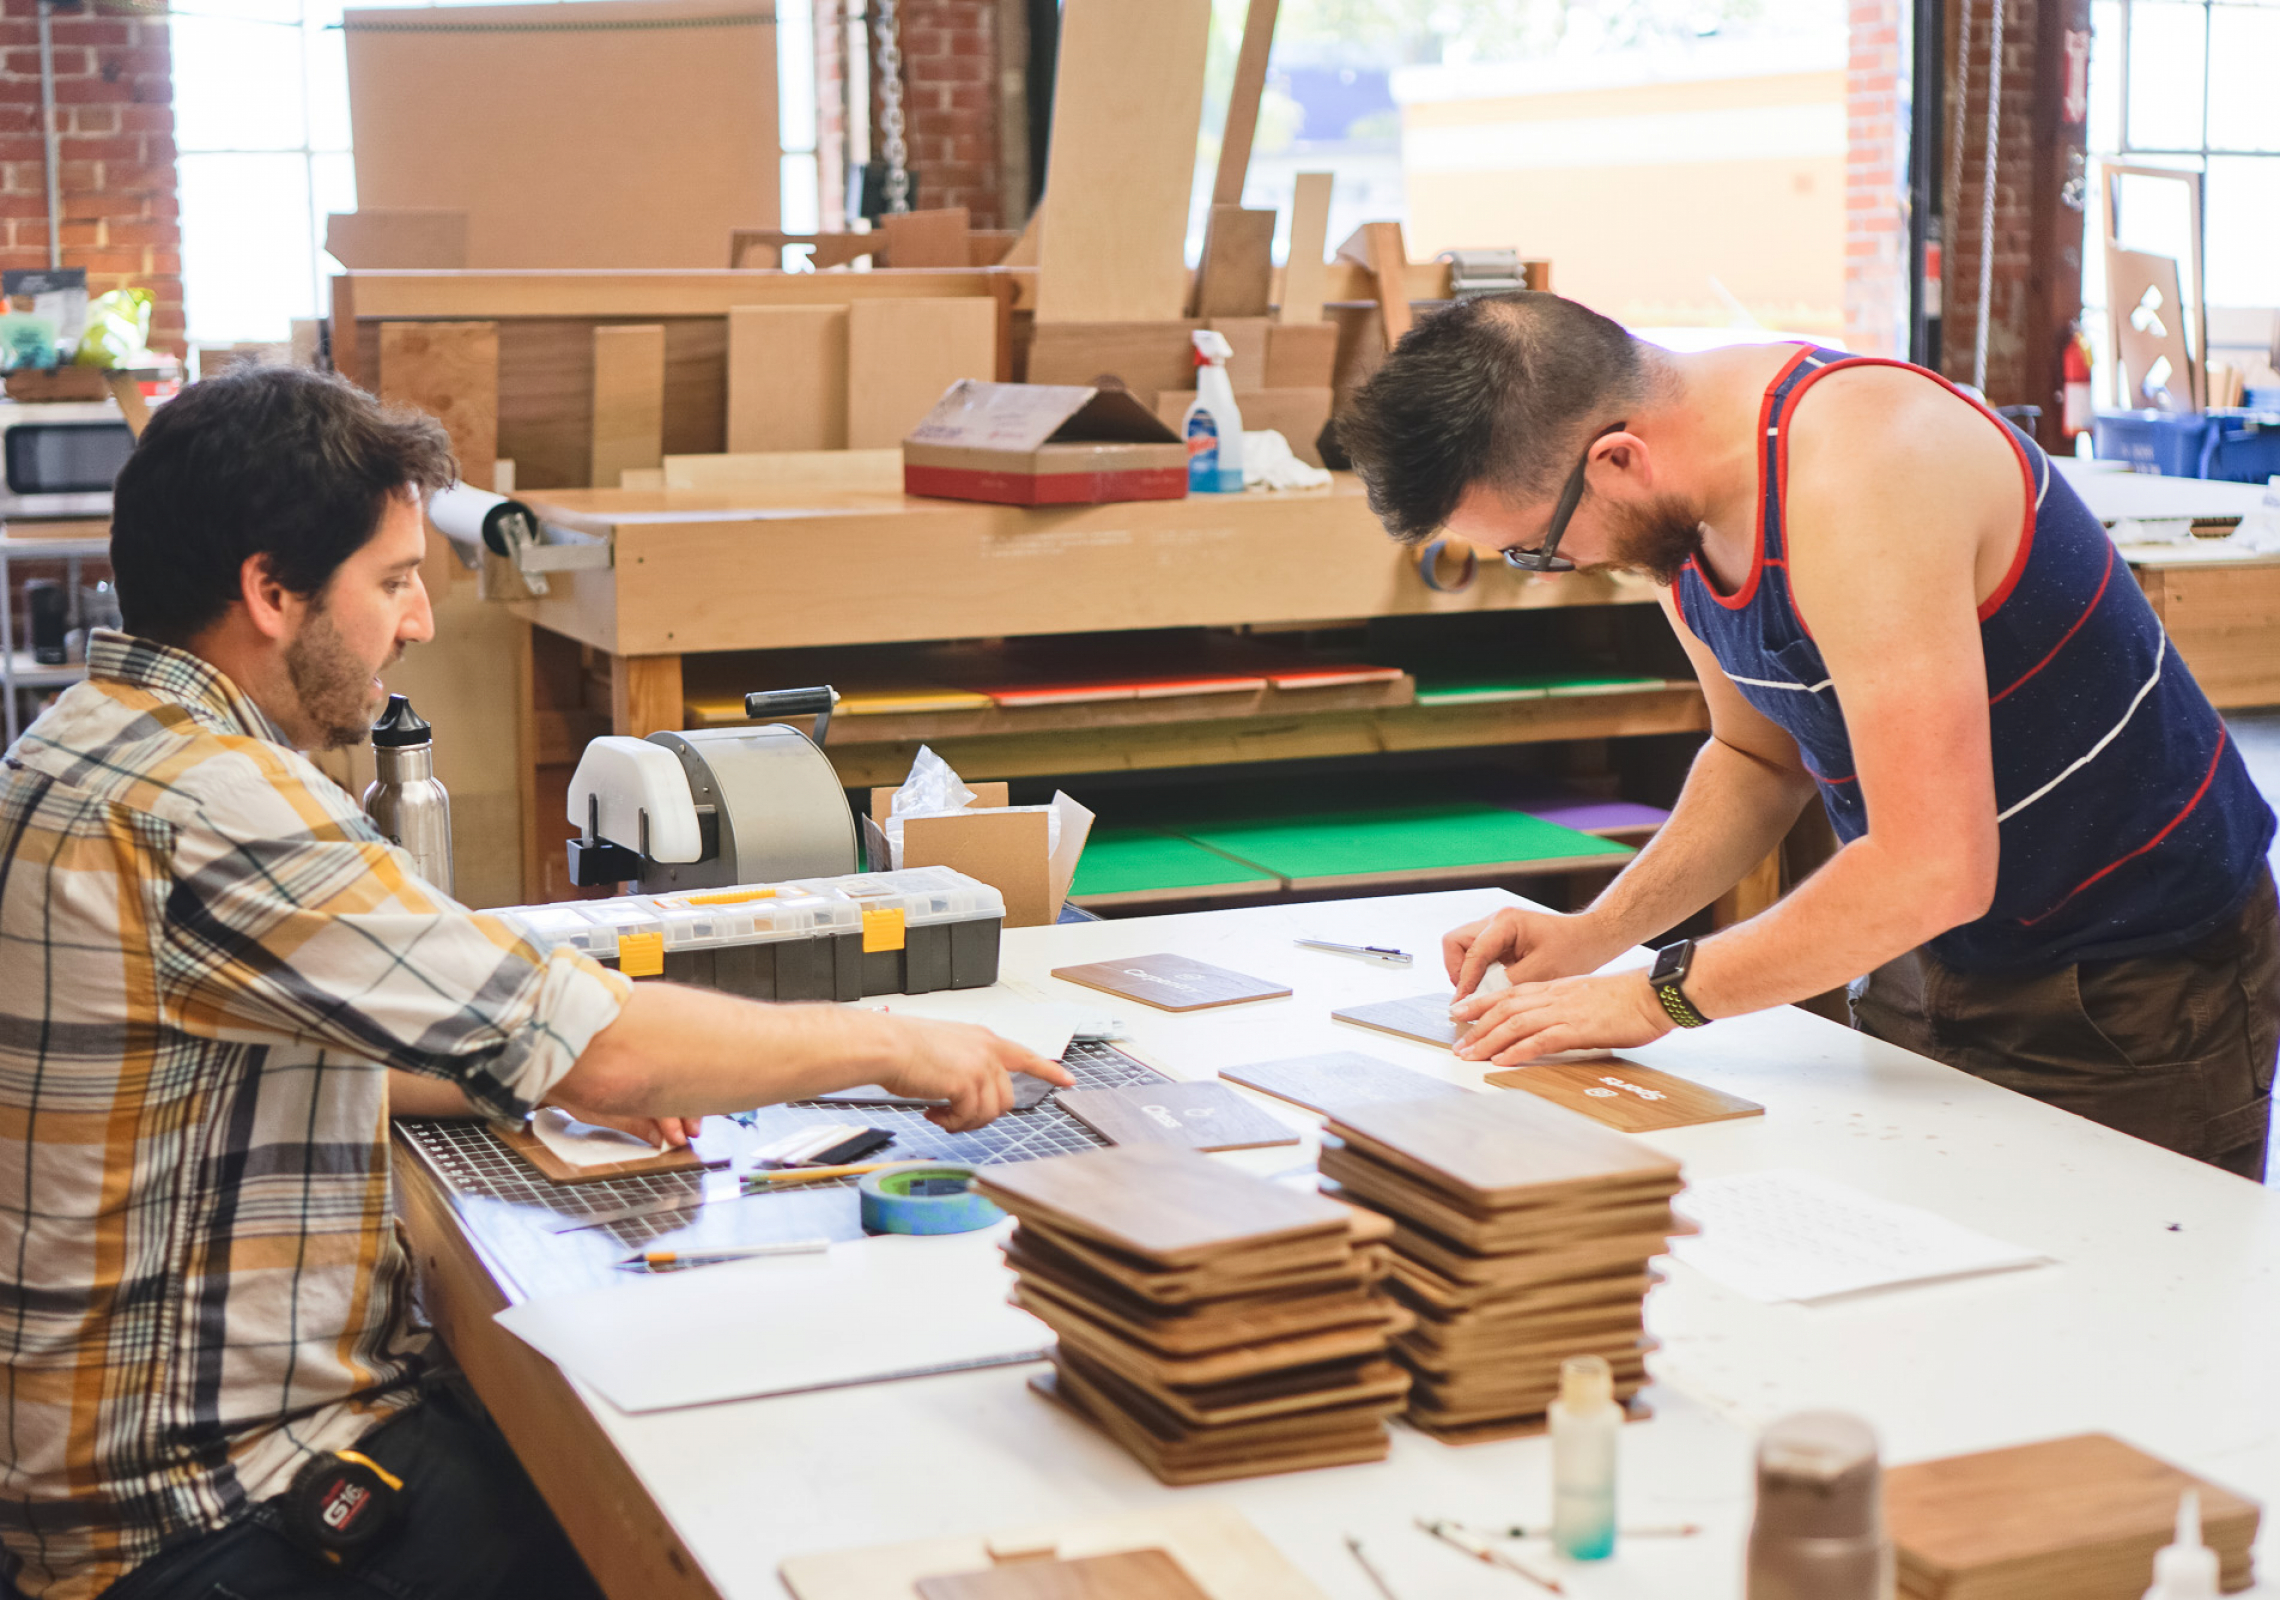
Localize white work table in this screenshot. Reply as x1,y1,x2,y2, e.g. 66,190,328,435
396,888,2280,1599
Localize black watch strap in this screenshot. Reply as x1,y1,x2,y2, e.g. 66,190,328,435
1649,939,1711,1028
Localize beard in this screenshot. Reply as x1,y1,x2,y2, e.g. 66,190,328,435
285,605,395,750
1583,493,1706,585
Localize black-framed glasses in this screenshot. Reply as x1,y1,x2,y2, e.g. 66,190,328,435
1501,421,1628,573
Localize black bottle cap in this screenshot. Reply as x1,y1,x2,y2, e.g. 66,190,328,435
371,694,432,748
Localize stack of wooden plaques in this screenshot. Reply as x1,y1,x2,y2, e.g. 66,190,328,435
1318,1092,1686,1442
973,1144,1412,1484
1885,1433,2260,1599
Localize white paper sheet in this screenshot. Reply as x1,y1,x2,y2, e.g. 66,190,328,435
528,1106,666,1169
494,1225,1049,1413
1670,1168,2050,1304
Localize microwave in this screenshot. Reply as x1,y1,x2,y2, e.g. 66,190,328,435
0,401,137,518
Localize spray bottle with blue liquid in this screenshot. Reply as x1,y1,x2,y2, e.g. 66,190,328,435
1182,329,1246,493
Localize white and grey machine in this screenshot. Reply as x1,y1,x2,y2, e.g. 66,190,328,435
564,687,857,893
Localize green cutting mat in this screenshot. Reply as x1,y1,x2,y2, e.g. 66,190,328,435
1068,826,1281,899
1178,804,1632,883
1413,671,1671,706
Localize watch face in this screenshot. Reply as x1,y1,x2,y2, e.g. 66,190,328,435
1650,942,1688,984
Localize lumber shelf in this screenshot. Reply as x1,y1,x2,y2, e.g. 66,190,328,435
508,477,1668,657
2131,555,2280,709
780,684,1710,789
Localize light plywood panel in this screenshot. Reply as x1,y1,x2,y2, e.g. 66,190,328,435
345,0,777,269
1034,0,1212,323
845,298,997,449
1192,207,1276,319
728,305,849,452
325,208,467,269
590,323,665,489
881,206,971,269
1280,172,1333,323
1210,0,1281,208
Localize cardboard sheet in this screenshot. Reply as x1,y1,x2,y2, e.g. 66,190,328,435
494,1225,1049,1413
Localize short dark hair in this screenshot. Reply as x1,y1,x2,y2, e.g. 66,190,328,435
109,365,458,645
1336,291,1650,544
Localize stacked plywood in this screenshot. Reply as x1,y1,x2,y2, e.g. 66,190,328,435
1319,1092,1686,1442
975,1144,1411,1483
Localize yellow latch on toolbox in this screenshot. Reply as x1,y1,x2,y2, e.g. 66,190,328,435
617,931,665,977
861,908,907,952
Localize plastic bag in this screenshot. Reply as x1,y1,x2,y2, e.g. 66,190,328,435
882,745,977,868
74,287,152,370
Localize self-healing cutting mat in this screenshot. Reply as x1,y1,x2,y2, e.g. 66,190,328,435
1332,994,1460,1049
1220,1052,1469,1117
1485,1059,1765,1133
1051,954,1292,1013
1174,803,1632,890
1067,827,1281,906
1057,1080,1300,1153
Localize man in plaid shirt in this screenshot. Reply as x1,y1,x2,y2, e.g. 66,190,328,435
0,368,1067,1600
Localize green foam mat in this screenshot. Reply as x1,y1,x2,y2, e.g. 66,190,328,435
1413,671,1671,705
1069,826,1282,899
1176,803,1632,884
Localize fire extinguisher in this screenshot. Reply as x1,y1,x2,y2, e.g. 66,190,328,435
2062,325,2094,437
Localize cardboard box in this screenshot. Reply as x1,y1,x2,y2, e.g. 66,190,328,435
866,783,1095,928
903,380,1188,506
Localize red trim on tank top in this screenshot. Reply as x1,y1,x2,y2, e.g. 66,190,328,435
1988,539,2114,705
1764,355,2039,636
2018,727,2229,927
1694,345,1818,612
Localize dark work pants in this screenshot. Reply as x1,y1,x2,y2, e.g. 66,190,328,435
1850,867,2280,1180
98,1387,603,1600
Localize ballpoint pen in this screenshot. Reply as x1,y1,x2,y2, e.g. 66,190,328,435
617,1238,831,1269
1294,938,1414,966
1344,1535,1405,1600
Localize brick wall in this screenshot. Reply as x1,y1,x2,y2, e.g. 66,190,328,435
1844,0,1909,358
884,0,1002,227
0,0,179,355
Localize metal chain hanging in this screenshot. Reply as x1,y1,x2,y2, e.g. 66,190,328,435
1973,0,2006,392
875,0,911,214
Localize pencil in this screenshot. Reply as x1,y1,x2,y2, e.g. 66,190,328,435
1344,1535,1404,1600
617,1238,831,1269
1415,1518,1565,1595
741,1161,902,1187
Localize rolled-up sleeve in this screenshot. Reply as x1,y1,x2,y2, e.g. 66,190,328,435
155,747,632,1118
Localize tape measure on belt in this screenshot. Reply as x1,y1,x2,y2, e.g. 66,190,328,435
857,1163,1002,1235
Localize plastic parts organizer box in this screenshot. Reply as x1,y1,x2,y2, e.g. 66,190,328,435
495,866,1004,1001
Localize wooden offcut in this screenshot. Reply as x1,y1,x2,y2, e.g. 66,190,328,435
1191,206,1277,319
728,305,849,453
1279,172,1333,323
846,298,997,449
881,206,972,269
1025,321,1201,408
1050,954,1293,1013
1338,222,1416,346
325,208,468,269
1210,0,1281,208
1263,320,1338,388
1056,1080,1300,1153
1485,1059,1765,1133
914,1551,1212,1600
494,1118,703,1184
1034,0,1212,323
589,324,665,489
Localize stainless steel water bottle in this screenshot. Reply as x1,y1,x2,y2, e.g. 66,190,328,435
361,694,454,895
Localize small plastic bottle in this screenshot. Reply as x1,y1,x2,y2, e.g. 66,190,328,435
1745,1411,1892,1600
1550,1354,1621,1560
1182,329,1246,493
2142,1491,2220,1600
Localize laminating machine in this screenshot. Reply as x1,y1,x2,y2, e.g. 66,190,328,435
564,687,857,893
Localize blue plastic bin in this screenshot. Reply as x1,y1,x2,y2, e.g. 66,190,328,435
2093,409,2280,483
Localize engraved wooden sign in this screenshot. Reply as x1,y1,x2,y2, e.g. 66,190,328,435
1484,1059,1764,1133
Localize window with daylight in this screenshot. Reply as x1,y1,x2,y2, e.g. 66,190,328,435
2081,0,2280,406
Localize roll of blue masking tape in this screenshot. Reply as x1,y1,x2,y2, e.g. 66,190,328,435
857,1162,1003,1236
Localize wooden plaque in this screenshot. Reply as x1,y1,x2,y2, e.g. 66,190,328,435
915,1549,1211,1600
493,1119,705,1185
1484,1060,1765,1133
1057,1080,1300,1153
1331,993,1458,1048
1221,1051,1468,1117
1050,954,1292,1013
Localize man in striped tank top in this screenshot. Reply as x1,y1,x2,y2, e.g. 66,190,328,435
1337,291,2278,1178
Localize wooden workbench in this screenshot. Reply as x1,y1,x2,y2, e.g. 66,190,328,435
502,469,1712,906
394,888,2280,1600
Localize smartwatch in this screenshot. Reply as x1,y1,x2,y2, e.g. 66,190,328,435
1648,939,1711,1028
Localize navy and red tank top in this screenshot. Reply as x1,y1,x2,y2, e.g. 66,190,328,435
1674,345,2274,972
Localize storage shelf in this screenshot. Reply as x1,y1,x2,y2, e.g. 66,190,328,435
5,652,85,689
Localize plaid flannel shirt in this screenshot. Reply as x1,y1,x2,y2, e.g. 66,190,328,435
0,632,628,1599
